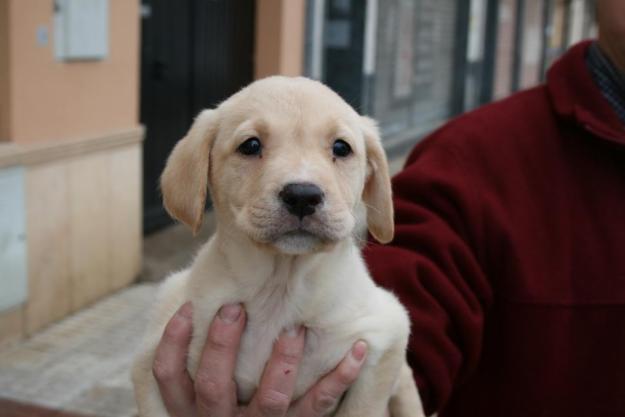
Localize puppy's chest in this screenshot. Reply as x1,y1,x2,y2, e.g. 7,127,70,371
185,254,375,405
188,293,350,405
234,302,349,403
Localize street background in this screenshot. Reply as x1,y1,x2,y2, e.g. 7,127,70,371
0,1,597,416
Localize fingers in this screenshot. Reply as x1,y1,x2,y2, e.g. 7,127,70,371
194,303,246,417
153,302,197,417
293,341,368,417
247,326,306,417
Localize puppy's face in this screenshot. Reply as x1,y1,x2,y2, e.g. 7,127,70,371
161,77,393,254
211,86,366,254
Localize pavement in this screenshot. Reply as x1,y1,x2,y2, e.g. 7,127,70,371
0,284,154,417
0,154,408,417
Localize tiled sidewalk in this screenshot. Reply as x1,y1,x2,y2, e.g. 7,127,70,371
0,284,156,417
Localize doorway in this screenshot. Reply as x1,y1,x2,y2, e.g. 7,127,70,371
140,0,255,233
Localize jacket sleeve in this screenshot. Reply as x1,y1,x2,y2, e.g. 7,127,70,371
363,131,493,415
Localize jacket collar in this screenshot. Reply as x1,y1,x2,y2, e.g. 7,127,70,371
547,40,625,144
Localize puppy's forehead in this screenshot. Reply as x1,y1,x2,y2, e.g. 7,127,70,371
221,77,359,129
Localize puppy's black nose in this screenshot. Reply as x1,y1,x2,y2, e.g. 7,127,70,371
279,183,324,219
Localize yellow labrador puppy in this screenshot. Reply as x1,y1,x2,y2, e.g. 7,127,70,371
132,76,422,417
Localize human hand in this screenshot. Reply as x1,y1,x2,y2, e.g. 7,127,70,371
152,302,369,417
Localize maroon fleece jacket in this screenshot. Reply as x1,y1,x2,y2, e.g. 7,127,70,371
363,41,625,416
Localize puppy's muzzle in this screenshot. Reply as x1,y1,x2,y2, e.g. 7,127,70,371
279,182,324,220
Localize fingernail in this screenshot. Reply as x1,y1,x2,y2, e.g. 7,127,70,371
284,325,303,338
351,340,367,362
177,302,193,320
218,303,242,323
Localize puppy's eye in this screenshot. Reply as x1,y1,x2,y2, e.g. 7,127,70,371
237,137,262,156
332,139,352,158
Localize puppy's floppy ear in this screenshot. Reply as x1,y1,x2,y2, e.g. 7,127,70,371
360,116,394,243
161,109,218,234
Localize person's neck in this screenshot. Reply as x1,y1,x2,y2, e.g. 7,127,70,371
597,36,625,75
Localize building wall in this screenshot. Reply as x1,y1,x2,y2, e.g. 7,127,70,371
255,0,306,78
519,0,543,89
6,0,139,143
0,0,142,346
493,0,517,99
0,0,10,142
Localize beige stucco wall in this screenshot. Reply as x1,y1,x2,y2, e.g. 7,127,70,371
0,0,9,141
255,0,306,79
0,0,142,345
6,0,139,143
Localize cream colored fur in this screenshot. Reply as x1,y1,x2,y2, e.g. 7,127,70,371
132,76,425,417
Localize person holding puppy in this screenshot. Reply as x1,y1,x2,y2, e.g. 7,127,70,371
149,1,625,416
364,1,625,415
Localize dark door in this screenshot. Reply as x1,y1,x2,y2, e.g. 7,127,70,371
322,0,366,112
140,0,255,233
